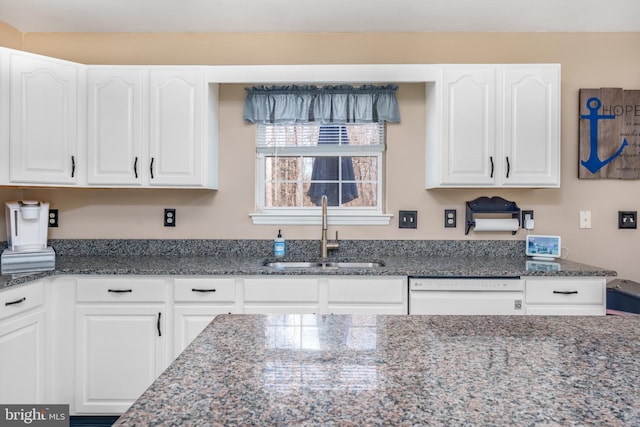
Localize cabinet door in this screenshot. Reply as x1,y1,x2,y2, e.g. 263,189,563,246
502,65,560,186
440,66,496,186
87,68,144,185
173,306,228,358
75,305,166,414
148,68,205,187
0,310,46,404
9,52,79,184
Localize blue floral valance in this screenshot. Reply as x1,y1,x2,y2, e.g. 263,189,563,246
243,84,400,124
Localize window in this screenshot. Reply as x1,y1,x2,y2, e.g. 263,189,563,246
251,123,390,225
244,84,399,225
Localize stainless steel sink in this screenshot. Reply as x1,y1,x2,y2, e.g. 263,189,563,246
264,261,384,269
264,261,324,269
323,262,384,268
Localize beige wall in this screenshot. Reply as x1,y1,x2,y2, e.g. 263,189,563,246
0,22,22,49
2,30,640,280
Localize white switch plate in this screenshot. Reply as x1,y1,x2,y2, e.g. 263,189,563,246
580,210,592,229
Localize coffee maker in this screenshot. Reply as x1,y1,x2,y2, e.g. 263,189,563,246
6,201,50,252
2,201,55,274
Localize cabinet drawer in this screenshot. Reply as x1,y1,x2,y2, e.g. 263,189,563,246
526,279,604,305
243,278,318,302
77,278,166,302
174,278,236,302
328,277,405,303
526,305,605,316
0,281,44,321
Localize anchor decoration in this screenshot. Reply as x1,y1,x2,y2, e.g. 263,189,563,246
580,96,628,174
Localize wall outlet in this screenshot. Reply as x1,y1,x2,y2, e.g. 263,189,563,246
444,209,456,228
579,210,592,229
618,211,637,229
48,209,59,227
164,208,176,227
522,210,534,230
399,210,417,229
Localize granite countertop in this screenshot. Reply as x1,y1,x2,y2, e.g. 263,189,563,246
0,239,617,291
115,314,640,426
0,254,615,291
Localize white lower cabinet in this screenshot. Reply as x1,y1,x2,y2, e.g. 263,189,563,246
327,277,407,315
524,278,606,315
75,278,168,415
0,281,46,404
242,277,321,314
172,277,238,359
241,276,409,315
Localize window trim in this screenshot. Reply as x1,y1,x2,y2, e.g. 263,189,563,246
250,209,393,225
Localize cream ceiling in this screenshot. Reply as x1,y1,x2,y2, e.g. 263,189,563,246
0,0,638,33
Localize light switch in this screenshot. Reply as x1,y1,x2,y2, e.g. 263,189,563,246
399,210,417,229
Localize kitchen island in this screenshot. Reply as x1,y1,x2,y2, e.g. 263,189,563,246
114,314,640,426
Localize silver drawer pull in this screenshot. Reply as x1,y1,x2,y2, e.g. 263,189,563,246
5,297,26,306
553,290,578,295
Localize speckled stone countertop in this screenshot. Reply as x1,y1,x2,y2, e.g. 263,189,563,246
0,239,616,290
114,314,640,426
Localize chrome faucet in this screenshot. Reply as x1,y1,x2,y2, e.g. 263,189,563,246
320,195,340,258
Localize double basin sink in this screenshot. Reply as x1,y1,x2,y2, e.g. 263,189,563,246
264,260,384,270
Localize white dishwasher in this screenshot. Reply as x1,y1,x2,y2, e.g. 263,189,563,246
409,278,524,315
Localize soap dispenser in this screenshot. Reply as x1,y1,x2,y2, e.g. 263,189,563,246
274,229,286,257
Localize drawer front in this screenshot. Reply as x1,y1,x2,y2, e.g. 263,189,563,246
77,278,166,302
328,277,406,303
526,305,605,316
526,279,604,305
174,278,236,302
0,281,44,321
243,278,318,302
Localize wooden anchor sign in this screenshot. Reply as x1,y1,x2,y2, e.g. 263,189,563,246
579,88,640,179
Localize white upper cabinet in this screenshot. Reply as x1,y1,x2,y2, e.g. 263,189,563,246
8,51,81,185
501,65,560,186
438,66,497,186
87,68,144,185
86,66,216,188
426,64,560,188
148,68,207,187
